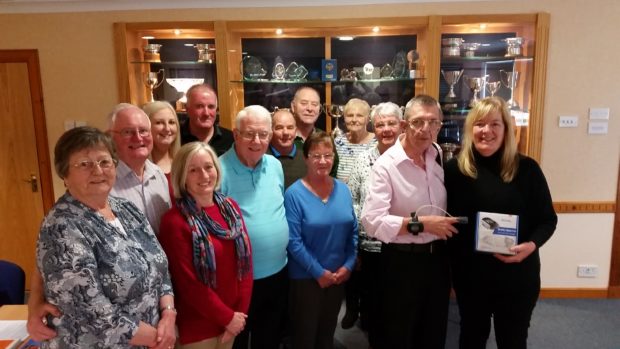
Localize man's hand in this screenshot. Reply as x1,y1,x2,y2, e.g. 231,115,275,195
419,216,459,240
317,270,335,288
27,301,60,341
333,267,351,285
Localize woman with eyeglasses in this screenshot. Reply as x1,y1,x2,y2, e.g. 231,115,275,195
36,126,176,348
284,131,358,349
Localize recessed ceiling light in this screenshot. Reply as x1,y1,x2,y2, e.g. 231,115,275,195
141,36,155,40
275,28,283,35
174,29,182,35
338,36,354,41
184,44,195,47
372,26,380,33
479,23,488,29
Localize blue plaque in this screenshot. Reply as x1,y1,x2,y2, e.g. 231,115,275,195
322,59,337,82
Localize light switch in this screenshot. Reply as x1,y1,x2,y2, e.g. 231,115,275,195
589,108,610,120
588,121,608,135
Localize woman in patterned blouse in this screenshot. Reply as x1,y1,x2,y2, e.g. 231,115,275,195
36,126,176,348
346,102,404,346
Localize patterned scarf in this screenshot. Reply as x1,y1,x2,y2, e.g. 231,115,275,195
177,191,251,288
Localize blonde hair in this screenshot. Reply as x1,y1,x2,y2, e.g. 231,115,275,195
457,96,519,182
170,142,222,199
344,98,371,118
142,101,181,158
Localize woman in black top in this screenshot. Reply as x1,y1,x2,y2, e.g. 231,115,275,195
444,97,557,349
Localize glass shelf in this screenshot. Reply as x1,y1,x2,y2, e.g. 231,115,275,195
440,55,534,64
131,61,214,66
231,77,422,84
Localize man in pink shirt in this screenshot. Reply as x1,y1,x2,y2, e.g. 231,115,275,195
361,95,459,349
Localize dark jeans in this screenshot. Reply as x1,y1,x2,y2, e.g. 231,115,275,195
233,266,288,349
359,249,382,348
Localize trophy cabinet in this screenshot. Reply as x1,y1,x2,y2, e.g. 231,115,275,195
114,13,549,160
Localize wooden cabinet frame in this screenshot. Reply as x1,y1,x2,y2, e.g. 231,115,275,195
114,12,549,161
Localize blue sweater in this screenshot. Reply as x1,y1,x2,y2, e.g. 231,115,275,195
284,178,358,280
220,148,289,280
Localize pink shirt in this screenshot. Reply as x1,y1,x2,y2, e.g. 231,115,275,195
361,137,446,244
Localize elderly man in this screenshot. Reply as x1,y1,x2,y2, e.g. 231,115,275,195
361,95,459,349
290,86,338,177
267,108,306,188
107,103,172,233
27,103,173,342
180,83,234,155
219,105,289,349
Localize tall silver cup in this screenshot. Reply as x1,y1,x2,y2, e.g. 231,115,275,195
486,81,501,97
143,69,165,102
464,75,488,107
441,69,464,101
500,70,520,109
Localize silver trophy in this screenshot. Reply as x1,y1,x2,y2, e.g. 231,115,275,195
502,37,524,57
500,70,520,109
464,75,488,107
441,69,464,101
143,69,165,102
486,81,501,97
325,104,344,138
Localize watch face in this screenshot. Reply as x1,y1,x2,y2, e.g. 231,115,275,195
408,221,423,235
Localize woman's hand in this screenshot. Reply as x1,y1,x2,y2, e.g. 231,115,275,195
494,241,537,263
333,267,351,285
225,312,247,336
220,330,236,343
152,310,177,349
317,270,336,288
419,216,459,240
27,301,60,341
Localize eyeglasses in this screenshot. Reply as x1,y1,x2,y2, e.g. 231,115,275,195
72,158,117,171
374,120,401,130
308,153,334,161
110,128,151,139
408,119,443,130
239,130,271,141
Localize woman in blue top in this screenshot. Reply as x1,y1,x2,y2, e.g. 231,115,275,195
284,131,358,349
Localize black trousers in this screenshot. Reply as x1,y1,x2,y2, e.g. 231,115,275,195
377,241,451,349
452,255,540,349
289,278,345,349
359,249,382,348
233,266,288,349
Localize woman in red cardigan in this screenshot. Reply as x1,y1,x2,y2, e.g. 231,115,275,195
159,142,253,349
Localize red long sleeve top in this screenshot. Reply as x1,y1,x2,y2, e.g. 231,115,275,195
158,200,253,345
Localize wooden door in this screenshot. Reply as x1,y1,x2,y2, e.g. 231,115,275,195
0,50,53,290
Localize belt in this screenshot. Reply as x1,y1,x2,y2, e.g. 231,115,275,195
382,240,446,254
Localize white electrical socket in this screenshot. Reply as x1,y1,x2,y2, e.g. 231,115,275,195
577,264,598,278
559,116,578,128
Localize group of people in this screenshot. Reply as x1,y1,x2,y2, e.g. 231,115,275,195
29,82,557,349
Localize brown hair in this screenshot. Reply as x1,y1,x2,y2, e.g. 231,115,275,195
54,126,117,179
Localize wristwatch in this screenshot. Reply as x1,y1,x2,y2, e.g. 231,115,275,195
407,212,424,235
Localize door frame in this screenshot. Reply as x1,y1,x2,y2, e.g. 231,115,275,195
0,49,54,212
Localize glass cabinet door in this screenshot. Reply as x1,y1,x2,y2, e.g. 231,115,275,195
438,19,538,158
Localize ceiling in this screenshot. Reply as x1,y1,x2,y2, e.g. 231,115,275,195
0,0,499,14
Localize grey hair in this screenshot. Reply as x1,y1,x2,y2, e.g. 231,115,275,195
107,103,150,130
370,102,404,123
235,105,272,129
404,95,443,121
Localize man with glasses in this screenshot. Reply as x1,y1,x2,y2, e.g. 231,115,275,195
181,84,234,156
108,103,171,234
361,95,460,349
219,105,289,349
268,108,307,188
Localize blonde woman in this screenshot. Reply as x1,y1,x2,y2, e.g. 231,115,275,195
445,97,557,348
143,101,181,175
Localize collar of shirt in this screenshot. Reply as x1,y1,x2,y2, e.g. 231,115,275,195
116,159,160,183
389,135,440,166
269,143,297,158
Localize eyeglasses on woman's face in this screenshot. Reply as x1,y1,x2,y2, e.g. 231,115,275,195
71,158,117,171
